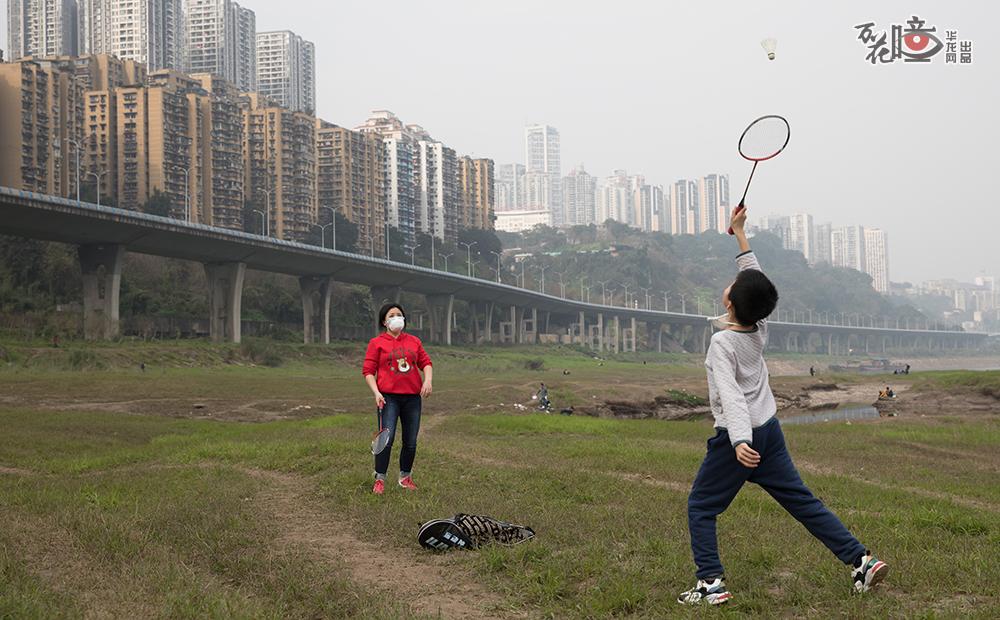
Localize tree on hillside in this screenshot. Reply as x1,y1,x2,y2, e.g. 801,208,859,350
142,190,172,217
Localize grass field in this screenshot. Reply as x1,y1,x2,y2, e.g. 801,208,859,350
1,341,998,618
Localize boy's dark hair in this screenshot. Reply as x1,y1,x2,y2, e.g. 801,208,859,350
378,303,406,330
729,269,779,326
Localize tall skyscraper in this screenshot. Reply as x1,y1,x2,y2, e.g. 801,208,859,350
788,213,814,263
699,173,730,233
356,110,419,243
7,0,80,59
669,180,688,235
563,165,597,226
813,222,833,265
495,163,525,212
185,0,257,92
80,0,184,71
863,228,889,293
256,30,316,113
831,225,866,272
598,171,631,225
458,157,495,231
524,124,561,226
316,120,386,255
414,138,458,243
243,92,317,240
0,57,83,196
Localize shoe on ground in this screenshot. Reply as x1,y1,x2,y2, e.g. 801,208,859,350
372,479,385,495
399,475,417,491
852,551,888,593
677,577,732,605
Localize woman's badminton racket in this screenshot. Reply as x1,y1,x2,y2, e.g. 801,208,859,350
728,115,791,234
371,406,391,455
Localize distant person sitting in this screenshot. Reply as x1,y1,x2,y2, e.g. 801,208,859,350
886,386,894,398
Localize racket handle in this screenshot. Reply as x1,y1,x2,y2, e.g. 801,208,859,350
727,204,746,236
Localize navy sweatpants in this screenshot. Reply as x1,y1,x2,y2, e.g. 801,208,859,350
687,417,865,579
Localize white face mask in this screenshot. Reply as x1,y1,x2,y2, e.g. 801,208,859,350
708,312,740,331
387,315,405,332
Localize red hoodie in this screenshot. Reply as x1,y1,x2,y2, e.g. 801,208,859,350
362,331,432,395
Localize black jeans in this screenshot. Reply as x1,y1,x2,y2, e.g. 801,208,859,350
374,393,422,475
687,418,865,579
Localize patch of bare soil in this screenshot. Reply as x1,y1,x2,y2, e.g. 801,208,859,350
247,468,523,620
576,393,710,421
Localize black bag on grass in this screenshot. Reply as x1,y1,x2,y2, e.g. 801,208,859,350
418,514,535,551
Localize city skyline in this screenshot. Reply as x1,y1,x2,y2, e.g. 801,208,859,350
1,1,996,284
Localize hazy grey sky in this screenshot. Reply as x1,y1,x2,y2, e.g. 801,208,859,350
2,1,996,283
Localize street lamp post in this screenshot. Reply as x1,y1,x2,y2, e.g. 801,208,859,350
639,287,651,310
258,189,272,237
534,265,548,294
490,251,502,283
555,271,566,298
661,291,670,312
598,280,610,305
459,241,478,277
321,206,337,251
311,222,333,248
440,252,453,272
622,283,632,308
67,138,82,205
173,166,190,221
85,171,108,207
253,210,266,235
406,244,420,265
579,275,588,301
680,294,687,314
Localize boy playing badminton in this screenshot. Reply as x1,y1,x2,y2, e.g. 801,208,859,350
677,207,887,606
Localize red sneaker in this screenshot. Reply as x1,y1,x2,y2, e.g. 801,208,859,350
372,479,385,495
398,476,417,491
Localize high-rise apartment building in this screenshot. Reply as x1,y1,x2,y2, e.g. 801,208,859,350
190,73,245,229
315,120,386,255
113,70,202,216
243,92,317,240
458,157,495,231
831,224,866,272
7,0,79,59
598,170,631,225
813,222,833,265
415,138,458,243
74,54,146,203
788,213,814,263
356,111,419,242
0,57,83,196
80,0,184,71
185,0,257,92
562,165,597,226
524,124,561,226
863,228,889,293
495,163,525,212
698,173,730,233
256,30,315,113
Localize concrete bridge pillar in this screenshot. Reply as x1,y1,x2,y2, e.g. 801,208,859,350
204,261,246,343
79,244,125,341
484,302,495,344
630,317,637,352
578,311,586,346
300,276,334,344
597,312,605,351
426,294,454,345
610,316,620,354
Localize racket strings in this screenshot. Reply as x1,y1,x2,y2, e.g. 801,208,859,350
739,117,789,161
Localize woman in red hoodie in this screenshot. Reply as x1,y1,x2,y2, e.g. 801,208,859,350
363,303,433,495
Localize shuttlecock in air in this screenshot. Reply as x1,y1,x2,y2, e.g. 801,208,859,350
761,38,777,60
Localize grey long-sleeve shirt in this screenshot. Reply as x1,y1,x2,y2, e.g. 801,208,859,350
704,250,777,447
